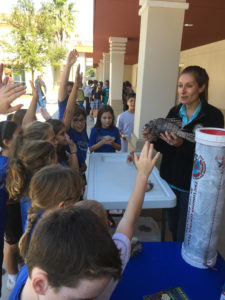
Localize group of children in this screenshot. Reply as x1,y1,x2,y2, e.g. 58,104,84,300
0,51,159,299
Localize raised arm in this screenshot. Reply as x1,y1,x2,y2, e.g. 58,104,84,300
63,64,81,131
22,81,38,126
116,142,160,240
58,49,78,102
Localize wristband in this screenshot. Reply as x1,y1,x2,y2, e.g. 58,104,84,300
71,152,77,154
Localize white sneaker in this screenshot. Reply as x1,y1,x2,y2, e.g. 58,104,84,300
7,277,16,290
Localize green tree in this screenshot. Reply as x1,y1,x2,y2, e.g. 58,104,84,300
0,0,76,81
40,0,75,47
0,0,54,81
86,66,96,78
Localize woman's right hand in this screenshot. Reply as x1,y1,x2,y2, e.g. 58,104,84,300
142,129,157,142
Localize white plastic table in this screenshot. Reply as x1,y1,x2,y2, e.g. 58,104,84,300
87,152,176,209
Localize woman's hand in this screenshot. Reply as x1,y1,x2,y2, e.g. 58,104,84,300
142,129,157,143
134,142,160,178
160,131,183,147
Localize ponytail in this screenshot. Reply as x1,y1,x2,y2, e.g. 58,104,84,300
6,158,29,201
19,205,42,259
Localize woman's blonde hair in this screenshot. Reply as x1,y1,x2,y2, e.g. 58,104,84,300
6,140,56,201
19,165,82,259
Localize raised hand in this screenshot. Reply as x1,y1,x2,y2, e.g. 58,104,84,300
0,84,26,114
67,49,79,67
75,64,82,86
134,142,160,178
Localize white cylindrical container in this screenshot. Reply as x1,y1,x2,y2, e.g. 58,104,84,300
182,128,225,269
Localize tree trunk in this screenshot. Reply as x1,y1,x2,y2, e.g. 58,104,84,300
32,70,34,82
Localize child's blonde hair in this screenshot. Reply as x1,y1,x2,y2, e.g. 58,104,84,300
6,140,56,201
19,165,82,259
75,200,108,229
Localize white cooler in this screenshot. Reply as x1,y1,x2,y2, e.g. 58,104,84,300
87,153,176,210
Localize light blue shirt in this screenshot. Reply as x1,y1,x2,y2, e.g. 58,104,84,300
179,101,202,128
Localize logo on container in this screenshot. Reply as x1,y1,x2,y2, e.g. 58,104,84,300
192,154,206,180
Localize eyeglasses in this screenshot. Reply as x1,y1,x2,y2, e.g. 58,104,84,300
72,118,86,124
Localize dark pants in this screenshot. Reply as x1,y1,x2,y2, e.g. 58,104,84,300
85,97,91,114
167,189,190,242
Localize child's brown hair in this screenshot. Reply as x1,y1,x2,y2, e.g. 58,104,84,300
75,200,108,229
19,165,82,259
6,140,56,201
26,206,122,288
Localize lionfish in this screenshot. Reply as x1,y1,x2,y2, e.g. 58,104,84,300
143,118,195,143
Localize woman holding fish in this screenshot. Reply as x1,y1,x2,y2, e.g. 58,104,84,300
143,65,224,241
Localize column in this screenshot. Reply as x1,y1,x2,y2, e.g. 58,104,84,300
129,0,189,151
103,52,110,82
109,37,127,118
95,66,99,80
99,59,103,82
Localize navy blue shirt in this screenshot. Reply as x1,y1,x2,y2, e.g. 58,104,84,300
67,128,89,167
89,127,121,152
9,265,28,300
58,96,86,120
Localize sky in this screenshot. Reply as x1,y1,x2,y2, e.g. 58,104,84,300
1,0,93,42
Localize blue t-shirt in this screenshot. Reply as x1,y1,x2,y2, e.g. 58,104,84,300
20,196,32,233
0,155,9,240
67,128,89,167
9,264,28,300
58,95,69,120
58,96,86,120
89,127,121,153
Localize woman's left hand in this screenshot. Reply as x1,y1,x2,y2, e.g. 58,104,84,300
160,131,183,147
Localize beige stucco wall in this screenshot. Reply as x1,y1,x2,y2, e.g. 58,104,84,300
123,64,138,92
123,65,132,84
180,40,225,115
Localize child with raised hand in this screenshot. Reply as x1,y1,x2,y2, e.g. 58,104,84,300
9,142,160,300
63,65,89,181
89,104,121,153
58,49,79,120
0,121,19,293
